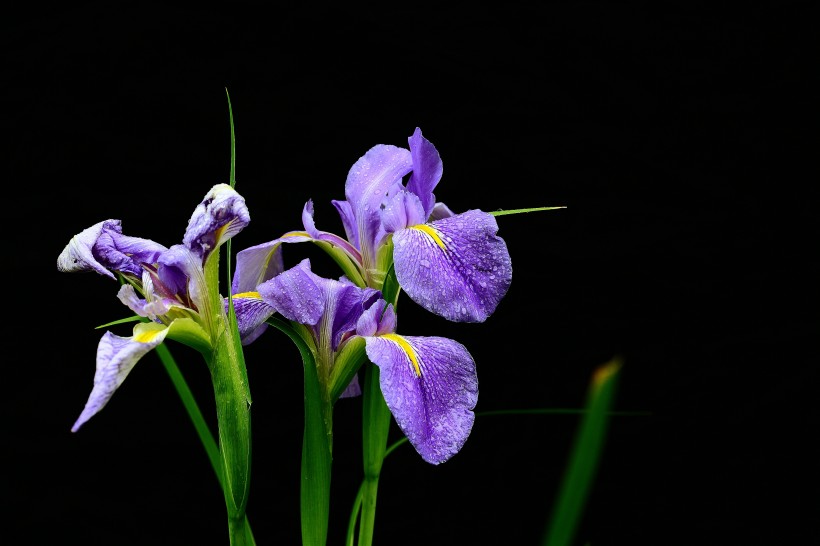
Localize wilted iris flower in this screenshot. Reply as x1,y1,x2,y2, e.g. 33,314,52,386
232,258,477,464
57,183,251,432
232,127,512,322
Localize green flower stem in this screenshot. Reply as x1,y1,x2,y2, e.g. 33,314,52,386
357,364,392,546
203,243,253,544
156,342,256,545
268,316,333,546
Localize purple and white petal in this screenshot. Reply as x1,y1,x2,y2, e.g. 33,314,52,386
117,284,174,321
57,220,120,279
71,324,171,432
183,184,250,262
392,209,512,323
257,259,324,326
406,128,443,218
364,335,478,464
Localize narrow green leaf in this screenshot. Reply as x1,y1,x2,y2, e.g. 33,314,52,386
542,357,623,546
155,342,223,488
490,206,566,216
95,315,142,329
226,87,236,188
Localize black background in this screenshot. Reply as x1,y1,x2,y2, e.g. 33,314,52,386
4,2,817,545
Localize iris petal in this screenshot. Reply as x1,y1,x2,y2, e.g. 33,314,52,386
231,234,309,294
71,324,171,432
393,209,512,322
57,220,118,278
227,292,276,345
406,127,443,219
364,335,478,464
257,259,324,326
183,183,251,262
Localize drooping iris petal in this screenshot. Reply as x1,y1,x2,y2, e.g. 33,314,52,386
57,220,118,278
364,334,478,464
257,259,324,326
94,227,168,278
183,183,250,262
71,323,172,432
392,209,512,322
231,234,309,294
406,127,443,219
226,292,276,345
57,220,167,279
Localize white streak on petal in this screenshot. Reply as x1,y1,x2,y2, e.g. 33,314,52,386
57,220,119,279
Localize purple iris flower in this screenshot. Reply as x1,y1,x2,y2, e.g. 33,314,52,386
232,127,512,322
57,184,250,431
245,258,478,464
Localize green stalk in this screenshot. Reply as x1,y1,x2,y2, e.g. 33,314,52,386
357,364,392,546
268,317,333,546
156,342,256,544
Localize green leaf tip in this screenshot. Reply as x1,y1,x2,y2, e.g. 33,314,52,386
225,87,236,188
490,206,566,216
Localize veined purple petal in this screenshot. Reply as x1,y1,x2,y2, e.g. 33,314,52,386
95,227,168,277
257,259,324,326
183,183,250,262
406,127,443,219
71,325,171,432
57,220,167,279
364,334,478,464
393,209,512,323
226,292,276,345
231,234,309,294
